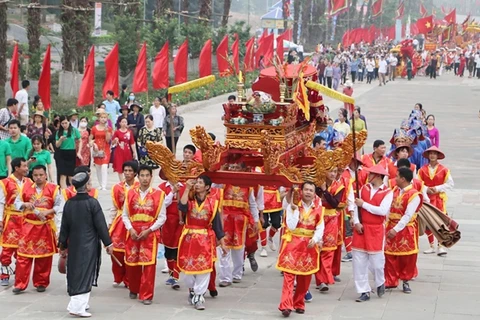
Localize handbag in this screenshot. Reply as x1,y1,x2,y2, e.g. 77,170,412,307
139,146,148,158
92,150,105,158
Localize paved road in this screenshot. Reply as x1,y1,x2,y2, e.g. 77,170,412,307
1,72,479,320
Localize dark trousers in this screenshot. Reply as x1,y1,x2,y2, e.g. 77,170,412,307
367,71,374,83
350,71,356,83
165,136,179,153
477,68,480,79
326,76,333,88
374,68,379,79
318,75,326,85
407,69,412,80
454,62,460,75
430,67,436,79
262,211,282,230
358,71,364,82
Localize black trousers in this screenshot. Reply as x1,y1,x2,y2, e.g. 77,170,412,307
262,211,282,230
367,71,374,83
326,77,333,88
164,247,178,260
454,62,460,75
165,136,179,153
350,71,356,83
318,75,326,85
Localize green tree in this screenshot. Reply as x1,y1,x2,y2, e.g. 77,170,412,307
27,0,42,78
142,18,178,58
0,2,7,102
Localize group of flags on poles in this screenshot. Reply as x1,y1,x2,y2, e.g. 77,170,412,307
8,29,293,108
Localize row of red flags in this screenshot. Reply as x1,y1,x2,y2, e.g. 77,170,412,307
10,29,293,108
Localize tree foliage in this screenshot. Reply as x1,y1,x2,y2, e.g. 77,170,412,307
0,3,7,102
27,0,42,78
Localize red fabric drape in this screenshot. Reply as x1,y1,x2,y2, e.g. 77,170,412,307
102,43,119,98
77,46,95,107
174,40,188,84
152,41,169,90
276,30,290,63
255,30,268,69
244,37,255,72
262,33,274,67
231,34,239,73
38,45,51,110
216,35,229,76
132,42,148,93
10,44,19,96
199,39,212,78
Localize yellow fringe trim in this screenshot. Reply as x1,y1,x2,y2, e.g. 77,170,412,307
305,80,355,104
168,75,216,94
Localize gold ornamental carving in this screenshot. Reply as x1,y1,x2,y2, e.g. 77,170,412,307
190,126,227,171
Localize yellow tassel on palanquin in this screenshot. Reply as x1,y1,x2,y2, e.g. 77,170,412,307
168,75,216,95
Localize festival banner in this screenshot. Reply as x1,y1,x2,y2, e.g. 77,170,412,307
174,40,188,84
38,45,51,110
395,0,404,20
232,34,239,73
416,15,433,34
276,29,290,63
329,0,349,16
244,37,255,72
444,8,456,25
77,47,95,107
216,35,229,76
442,24,453,44
10,44,19,96
152,41,169,89
132,42,148,93
419,3,427,18
371,0,383,18
102,43,119,98
262,33,275,67
198,39,212,78
255,29,268,69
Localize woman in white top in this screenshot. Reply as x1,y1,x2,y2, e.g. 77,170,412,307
149,96,166,133
333,108,350,137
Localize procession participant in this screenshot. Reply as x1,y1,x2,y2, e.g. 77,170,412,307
259,186,283,258
12,165,63,294
121,165,167,305
351,164,393,302
244,186,264,272
62,166,99,200
277,182,324,317
178,176,227,311
59,172,113,318
361,140,392,173
218,162,260,287
0,158,31,286
332,170,350,280
158,169,185,289
388,159,429,202
109,161,139,288
387,144,416,179
384,168,422,294
315,167,345,292
417,146,453,256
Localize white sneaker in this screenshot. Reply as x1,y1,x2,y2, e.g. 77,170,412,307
161,266,169,273
437,246,447,256
260,248,268,257
112,282,121,287
423,247,436,254
69,311,92,318
268,237,277,251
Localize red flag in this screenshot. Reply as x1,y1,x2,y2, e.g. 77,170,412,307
262,33,274,67
283,0,291,17
444,8,456,25
371,0,383,17
395,0,404,19
174,40,188,84
244,37,255,72
232,34,239,73
102,43,119,98
152,42,169,89
255,30,268,69
416,15,434,34
419,3,427,18
441,6,447,15
329,0,348,16
77,47,95,107
132,42,148,93
38,45,51,110
199,39,212,78
276,30,289,63
10,44,19,96
216,35,229,76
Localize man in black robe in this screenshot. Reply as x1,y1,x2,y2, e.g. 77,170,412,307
59,172,113,317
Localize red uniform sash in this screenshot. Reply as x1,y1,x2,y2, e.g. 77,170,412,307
158,182,186,249
62,186,98,201
109,181,139,252
321,180,344,251
418,164,450,212
385,186,422,256
177,191,220,274
352,184,391,253
222,185,251,249
276,197,323,275
18,182,59,258
0,176,31,248
263,186,282,213
124,187,165,266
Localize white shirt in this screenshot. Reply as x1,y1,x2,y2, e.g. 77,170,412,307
284,199,325,244
427,165,454,193
15,89,29,116
389,57,398,66
353,184,393,224
379,60,388,73
121,187,167,232
149,105,166,129
366,59,375,72
391,188,421,233
109,181,136,223
0,176,25,222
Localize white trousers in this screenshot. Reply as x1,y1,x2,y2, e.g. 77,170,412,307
95,164,108,189
67,292,90,314
218,246,244,282
184,273,210,295
352,250,385,294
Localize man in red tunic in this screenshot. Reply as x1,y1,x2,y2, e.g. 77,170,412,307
0,158,30,286
62,166,99,201
277,182,324,317
389,159,429,202
361,140,393,174
158,169,184,289
122,165,167,305
417,146,453,256
351,164,393,302
315,167,344,292
109,161,139,288
385,167,422,294
178,176,226,310
12,165,63,294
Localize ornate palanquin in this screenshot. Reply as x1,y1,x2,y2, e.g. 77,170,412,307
147,63,367,188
